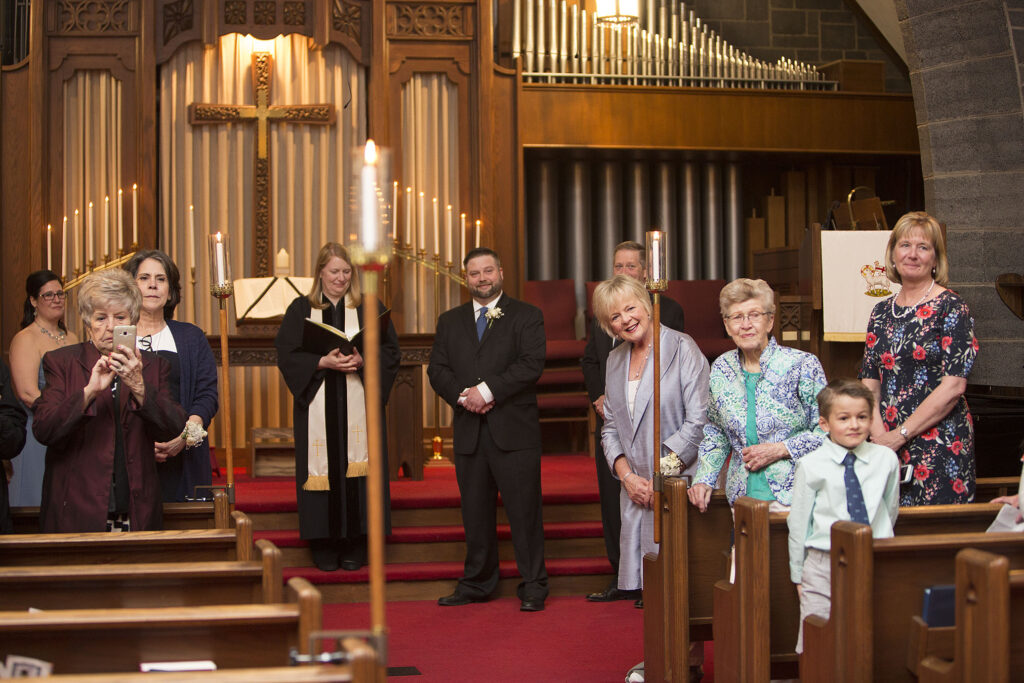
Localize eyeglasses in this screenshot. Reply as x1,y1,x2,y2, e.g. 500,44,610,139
39,291,66,302
724,310,770,325
138,335,153,352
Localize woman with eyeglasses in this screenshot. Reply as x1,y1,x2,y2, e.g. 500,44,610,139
6,270,79,508
688,278,827,513
123,250,218,503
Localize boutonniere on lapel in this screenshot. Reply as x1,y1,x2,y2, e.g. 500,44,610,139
485,306,504,329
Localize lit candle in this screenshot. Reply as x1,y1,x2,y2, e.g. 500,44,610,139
475,219,481,248
103,196,110,258
47,224,52,271
446,204,453,264
418,191,426,251
61,216,67,279
73,210,81,272
214,232,227,284
405,187,412,246
392,181,399,241
460,213,466,263
117,189,124,252
188,204,196,272
432,197,440,256
361,141,380,252
87,201,94,264
646,230,666,284
132,183,138,246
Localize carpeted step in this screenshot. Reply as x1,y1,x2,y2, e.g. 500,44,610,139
285,556,615,603
256,521,607,566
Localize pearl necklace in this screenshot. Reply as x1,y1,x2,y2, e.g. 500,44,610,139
631,343,651,380
891,279,935,319
36,322,67,345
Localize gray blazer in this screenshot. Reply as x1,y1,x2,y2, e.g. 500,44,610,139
600,325,711,590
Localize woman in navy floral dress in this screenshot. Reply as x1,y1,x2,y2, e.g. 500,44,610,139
860,212,978,505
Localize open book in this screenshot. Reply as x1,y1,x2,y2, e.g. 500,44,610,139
302,308,391,356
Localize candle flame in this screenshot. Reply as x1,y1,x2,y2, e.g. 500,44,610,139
215,232,223,242
105,196,109,202
74,209,79,216
132,183,137,190
47,224,52,232
88,201,93,208
118,189,123,196
433,197,438,204
364,139,378,165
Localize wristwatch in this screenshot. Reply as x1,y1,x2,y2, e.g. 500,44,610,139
899,425,909,439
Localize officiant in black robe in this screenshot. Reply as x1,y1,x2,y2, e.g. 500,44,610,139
275,243,400,572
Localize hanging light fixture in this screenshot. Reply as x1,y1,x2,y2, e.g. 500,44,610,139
595,0,639,25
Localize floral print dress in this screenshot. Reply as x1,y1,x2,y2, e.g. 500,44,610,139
860,289,978,505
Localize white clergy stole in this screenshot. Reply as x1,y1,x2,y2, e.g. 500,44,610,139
304,295,369,490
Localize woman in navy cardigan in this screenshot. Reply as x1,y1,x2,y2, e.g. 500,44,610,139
125,250,219,502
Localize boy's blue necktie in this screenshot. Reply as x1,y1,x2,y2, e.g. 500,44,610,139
844,452,870,525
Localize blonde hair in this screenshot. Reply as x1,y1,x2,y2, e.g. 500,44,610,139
592,275,652,337
718,278,775,318
307,243,361,309
78,269,142,326
885,211,949,286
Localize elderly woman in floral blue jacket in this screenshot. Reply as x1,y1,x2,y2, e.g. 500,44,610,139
688,278,827,512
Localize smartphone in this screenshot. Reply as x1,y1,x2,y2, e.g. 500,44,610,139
899,463,914,484
113,324,137,353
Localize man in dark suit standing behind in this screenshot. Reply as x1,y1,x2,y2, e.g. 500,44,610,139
428,247,549,612
581,240,687,603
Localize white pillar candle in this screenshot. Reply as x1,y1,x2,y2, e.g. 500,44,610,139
103,196,109,258
361,141,379,252
73,210,81,272
61,216,68,279
214,232,227,284
117,188,123,252
475,219,481,248
405,187,413,246
132,184,138,246
446,205,453,264
275,248,290,276
187,204,196,272
432,197,439,256
392,181,399,241
87,201,94,264
47,224,52,271
418,191,426,251
460,213,466,263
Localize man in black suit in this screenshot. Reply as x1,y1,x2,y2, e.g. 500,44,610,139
581,240,686,603
0,360,28,534
428,247,549,612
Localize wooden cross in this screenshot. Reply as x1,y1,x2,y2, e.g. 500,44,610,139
188,52,336,276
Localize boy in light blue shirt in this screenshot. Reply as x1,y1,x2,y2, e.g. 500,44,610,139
788,378,900,653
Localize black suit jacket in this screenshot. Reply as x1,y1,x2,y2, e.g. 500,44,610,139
581,293,686,405
428,293,546,455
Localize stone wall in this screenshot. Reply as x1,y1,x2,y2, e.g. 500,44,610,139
898,0,1024,387
689,0,910,91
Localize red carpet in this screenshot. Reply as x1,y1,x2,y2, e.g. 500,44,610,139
325,597,646,682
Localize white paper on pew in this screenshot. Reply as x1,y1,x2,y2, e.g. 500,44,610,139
986,504,1024,533
2,654,53,677
140,660,217,672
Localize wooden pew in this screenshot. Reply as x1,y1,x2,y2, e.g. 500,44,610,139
800,525,1024,682
974,475,1020,502
916,548,1024,683
642,478,733,682
0,577,321,674
9,489,232,533
43,662,373,682
714,499,1008,683
0,538,282,610
0,510,253,566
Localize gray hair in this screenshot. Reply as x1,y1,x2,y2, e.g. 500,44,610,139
719,278,775,318
592,275,652,337
79,269,142,326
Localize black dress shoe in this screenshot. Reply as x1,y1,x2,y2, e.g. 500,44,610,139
340,559,364,571
520,598,545,612
437,592,484,606
310,542,340,572
587,586,642,602
634,598,644,609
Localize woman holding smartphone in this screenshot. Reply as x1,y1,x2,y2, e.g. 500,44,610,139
33,269,184,532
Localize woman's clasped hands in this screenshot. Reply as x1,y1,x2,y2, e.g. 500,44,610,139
624,472,654,509
319,347,364,373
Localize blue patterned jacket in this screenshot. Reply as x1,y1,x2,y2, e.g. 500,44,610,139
693,337,827,505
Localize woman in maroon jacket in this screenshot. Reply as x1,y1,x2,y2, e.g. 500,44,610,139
33,269,185,532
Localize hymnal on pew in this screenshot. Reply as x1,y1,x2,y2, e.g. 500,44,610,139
302,309,391,356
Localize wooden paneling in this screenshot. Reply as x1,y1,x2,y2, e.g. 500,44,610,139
519,86,918,155
0,65,33,352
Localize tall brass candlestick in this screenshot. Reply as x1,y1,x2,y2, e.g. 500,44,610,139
646,230,667,544
209,233,235,503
